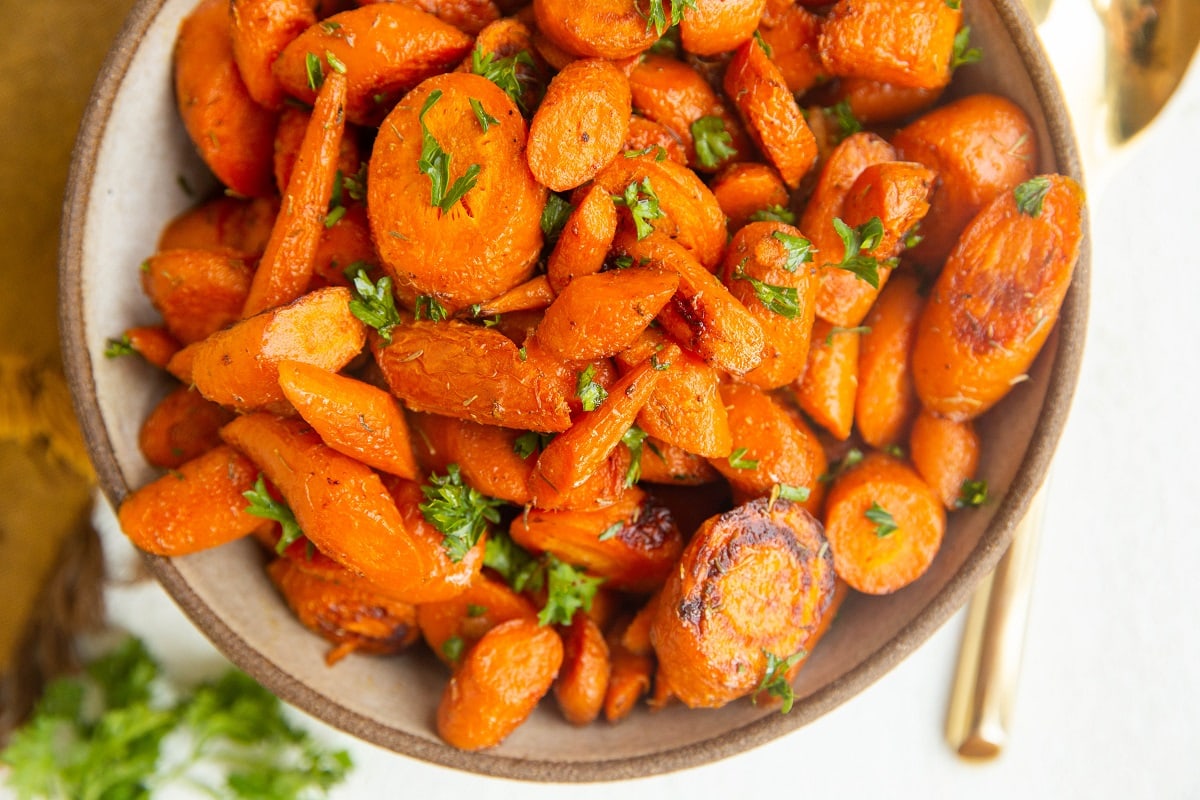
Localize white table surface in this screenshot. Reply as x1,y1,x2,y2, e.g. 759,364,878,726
56,2,1200,797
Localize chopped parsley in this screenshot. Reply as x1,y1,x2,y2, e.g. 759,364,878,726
243,474,304,554
769,483,811,507
735,270,801,318
728,447,759,470
957,478,989,508
691,115,736,168
470,46,537,111
749,205,796,224
771,230,814,272
414,294,449,322
346,265,402,343
830,216,887,288
621,425,650,486
575,364,609,411
753,648,807,713
820,447,864,483
827,98,862,143
612,177,665,240
825,324,870,345
441,635,466,663
538,556,604,626
640,0,695,36
417,89,481,212
469,97,500,132
540,194,574,245
950,26,983,70
513,431,554,460
1014,176,1052,217
866,502,898,537
419,464,504,562
104,335,135,358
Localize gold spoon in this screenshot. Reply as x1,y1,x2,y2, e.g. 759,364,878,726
945,0,1200,758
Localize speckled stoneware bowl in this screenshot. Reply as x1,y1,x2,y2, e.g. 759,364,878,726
60,0,1088,782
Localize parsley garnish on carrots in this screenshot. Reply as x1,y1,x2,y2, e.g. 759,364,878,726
469,97,500,132
612,177,665,240
538,556,605,626
243,474,304,554
417,90,481,212
103,335,136,358
0,637,352,798
419,464,504,562
728,447,759,470
826,98,863,143
950,26,982,70
575,364,609,411
749,205,796,224
957,478,989,508
771,230,814,272
691,115,736,168
1014,176,1051,217
753,648,807,713
470,47,537,111
414,294,449,322
866,502,898,537
621,424,651,486
641,0,696,36
735,270,801,318
540,194,574,244
830,216,886,288
346,265,402,343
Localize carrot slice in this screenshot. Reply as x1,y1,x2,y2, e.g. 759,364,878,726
242,71,348,317
157,195,278,258
470,275,555,317
230,0,316,110
818,0,961,90
117,444,269,556
554,612,612,725
545,184,619,295
855,271,923,449
908,409,981,511
407,412,535,505
436,618,564,750
116,325,182,370
709,162,791,232
277,360,419,479
531,0,659,59
794,317,860,441
416,572,539,668
757,2,825,93
679,0,767,56
188,286,366,413
822,451,945,594
141,249,252,344
138,386,234,469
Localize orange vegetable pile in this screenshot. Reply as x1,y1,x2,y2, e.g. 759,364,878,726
111,0,1084,750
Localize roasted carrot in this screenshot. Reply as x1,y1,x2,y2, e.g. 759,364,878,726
911,175,1084,420
650,496,835,708
510,487,683,592
188,286,366,413
230,0,317,110
267,556,420,665
138,386,234,469
545,184,619,294
273,4,474,126
436,618,564,750
174,0,277,197
277,360,419,479
554,612,612,725
272,104,363,195
709,381,827,514
724,38,818,189
368,0,502,35
527,58,632,191
114,325,183,370
531,0,659,59
822,450,945,594
818,0,961,90
535,267,679,361
527,356,664,508
825,77,943,125
470,275,554,317
117,444,271,556
372,319,574,432
679,0,767,56
622,116,689,167
157,195,278,257
719,220,818,389
367,72,546,313
636,437,723,485
222,412,485,602
407,412,535,505
709,162,791,232
855,271,923,449
908,408,981,511
799,131,896,240
416,572,539,668
310,203,380,288
604,621,653,723
893,93,1038,266
757,2,825,94
242,70,348,317
141,249,252,345
794,317,859,441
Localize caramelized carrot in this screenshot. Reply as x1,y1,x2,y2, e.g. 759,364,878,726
622,116,689,167
545,184,619,294
650,497,835,708
138,386,234,469
908,409,981,511
157,195,278,257
709,162,791,232
822,451,945,594
604,625,653,723
531,0,659,59
188,286,366,413
117,325,183,370
242,71,348,317
272,103,362,194
527,58,632,191
794,318,859,441
174,0,277,197
827,77,943,125
471,275,554,317
855,271,923,449
679,0,767,56
230,0,317,110
436,618,564,749
407,412,535,505
554,612,612,725
117,444,270,556
277,360,420,479
535,267,679,361
141,249,252,344
757,2,824,94
637,437,723,485
416,572,539,667
911,175,1085,419
818,0,961,90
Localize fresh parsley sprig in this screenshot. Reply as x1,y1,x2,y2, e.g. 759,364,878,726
576,364,609,411
538,555,605,626
346,265,402,343
470,46,537,111
753,648,807,713
866,502,898,537
749,205,796,225
950,26,983,70
243,474,305,554
735,270,801,318
957,478,989,508
418,90,481,212
1014,176,1051,217
830,216,887,288
612,177,665,240
420,464,505,562
640,0,696,36
691,115,736,168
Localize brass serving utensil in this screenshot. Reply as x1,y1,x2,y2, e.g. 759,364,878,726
946,0,1200,759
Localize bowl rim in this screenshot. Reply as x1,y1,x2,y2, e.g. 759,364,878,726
59,0,1090,783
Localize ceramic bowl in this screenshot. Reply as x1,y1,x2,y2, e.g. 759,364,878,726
60,0,1087,782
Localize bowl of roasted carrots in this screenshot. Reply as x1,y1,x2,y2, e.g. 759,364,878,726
60,0,1087,780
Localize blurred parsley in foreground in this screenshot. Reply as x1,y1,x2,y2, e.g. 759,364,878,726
0,636,351,799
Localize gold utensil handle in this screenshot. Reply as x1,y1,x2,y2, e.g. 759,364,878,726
945,487,1047,759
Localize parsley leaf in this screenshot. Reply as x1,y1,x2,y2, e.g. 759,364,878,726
414,294,449,321
346,265,402,343
950,26,983,70
538,556,605,626
243,474,304,554
749,204,796,224
576,364,609,411
469,97,500,132
827,98,862,143
728,447,759,470
483,529,545,593
866,502,898,537
957,478,989,508
820,447,863,482
441,636,466,663
825,324,870,346
541,194,574,245
752,29,773,58
769,483,811,507
418,89,482,212
513,431,554,460
1014,176,1051,217
420,464,504,562
612,177,665,240
104,334,136,358
830,216,886,288
771,230,814,272
470,46,537,111
640,0,696,36
621,425,649,486
304,52,324,91
735,270,801,318
752,648,807,713
691,115,736,168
